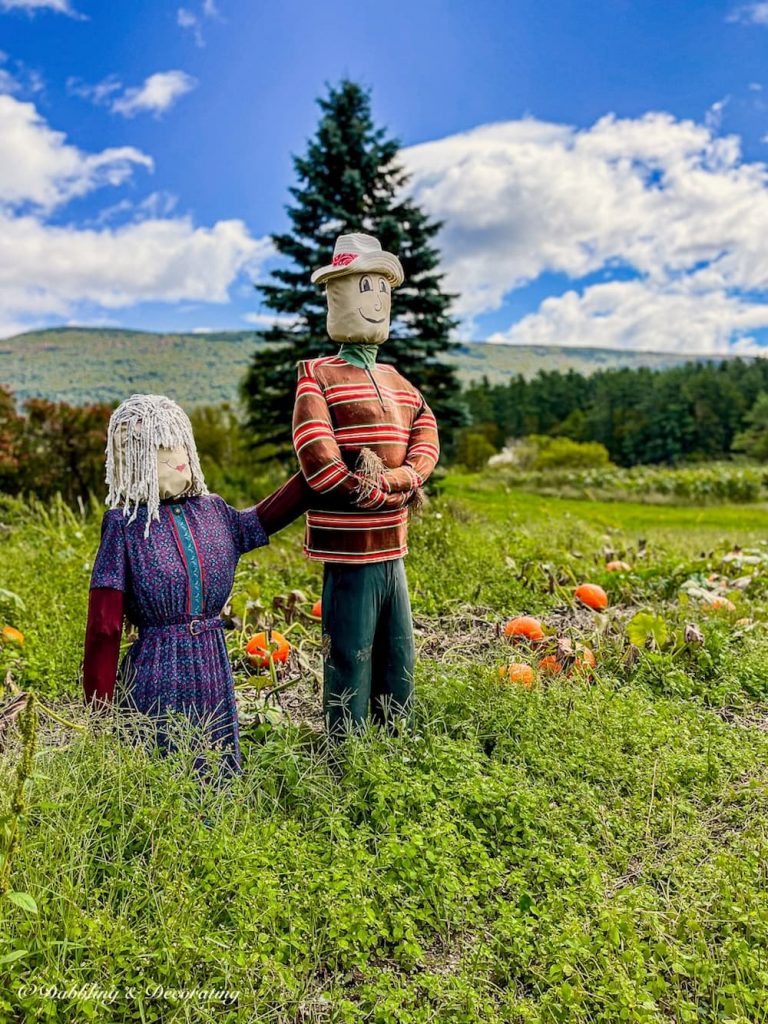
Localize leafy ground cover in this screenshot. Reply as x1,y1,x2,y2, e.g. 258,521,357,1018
479,461,768,505
1,475,768,1022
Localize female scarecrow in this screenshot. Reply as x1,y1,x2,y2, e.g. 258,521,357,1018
292,232,440,737
82,394,301,774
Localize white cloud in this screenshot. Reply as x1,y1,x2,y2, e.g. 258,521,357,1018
66,74,123,105
489,279,768,354
705,96,729,131
0,67,16,94
0,94,271,337
0,94,152,210
177,6,204,46
67,71,196,118
89,191,179,227
727,3,768,25
177,1,221,46
402,111,768,351
0,212,271,338
0,51,45,95
106,71,197,118
242,311,299,329
0,0,81,13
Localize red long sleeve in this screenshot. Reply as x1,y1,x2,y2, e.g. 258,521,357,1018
256,472,314,536
82,587,124,705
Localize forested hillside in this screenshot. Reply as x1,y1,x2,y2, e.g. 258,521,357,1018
0,327,723,407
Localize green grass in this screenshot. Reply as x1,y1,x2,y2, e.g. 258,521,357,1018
2,475,768,1022
439,471,768,543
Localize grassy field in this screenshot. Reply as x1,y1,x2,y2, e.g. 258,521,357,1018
0,327,716,407
1,477,768,1022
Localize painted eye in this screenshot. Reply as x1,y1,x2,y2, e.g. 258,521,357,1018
379,279,388,293
359,276,373,293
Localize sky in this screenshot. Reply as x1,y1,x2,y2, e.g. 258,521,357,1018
2,0,768,353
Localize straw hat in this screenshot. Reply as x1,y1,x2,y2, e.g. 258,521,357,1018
311,233,404,287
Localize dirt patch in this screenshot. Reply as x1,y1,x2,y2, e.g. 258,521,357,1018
276,675,324,732
415,606,501,664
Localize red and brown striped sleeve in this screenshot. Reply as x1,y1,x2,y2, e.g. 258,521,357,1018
292,359,363,499
381,393,440,493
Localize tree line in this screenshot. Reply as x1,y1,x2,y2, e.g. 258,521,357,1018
4,354,768,511
463,358,768,466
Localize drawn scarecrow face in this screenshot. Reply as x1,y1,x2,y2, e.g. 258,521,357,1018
112,421,192,503
326,272,392,345
156,446,192,499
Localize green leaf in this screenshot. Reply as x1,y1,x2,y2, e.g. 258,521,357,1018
627,611,668,649
5,891,38,914
518,892,533,912
0,949,29,965
0,588,25,611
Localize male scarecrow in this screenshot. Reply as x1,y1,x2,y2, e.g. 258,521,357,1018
292,233,440,736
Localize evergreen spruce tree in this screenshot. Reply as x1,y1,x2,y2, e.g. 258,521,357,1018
241,79,464,456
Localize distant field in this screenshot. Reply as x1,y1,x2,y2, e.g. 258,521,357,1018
0,326,724,407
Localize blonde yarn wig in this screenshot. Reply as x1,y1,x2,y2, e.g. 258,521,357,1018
105,394,208,537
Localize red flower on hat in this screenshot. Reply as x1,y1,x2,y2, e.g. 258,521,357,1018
331,252,359,268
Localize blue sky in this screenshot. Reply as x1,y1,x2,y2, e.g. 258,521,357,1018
2,0,768,351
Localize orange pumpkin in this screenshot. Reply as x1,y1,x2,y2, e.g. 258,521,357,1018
245,630,291,668
574,584,609,611
503,616,545,643
499,663,535,687
310,599,322,619
708,596,736,613
1,625,24,645
605,561,631,572
537,655,563,675
572,643,596,675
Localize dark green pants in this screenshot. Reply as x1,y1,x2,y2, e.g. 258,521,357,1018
321,558,415,738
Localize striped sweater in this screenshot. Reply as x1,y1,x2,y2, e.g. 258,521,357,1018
292,355,440,563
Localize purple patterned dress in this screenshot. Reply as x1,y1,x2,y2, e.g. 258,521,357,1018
90,494,268,773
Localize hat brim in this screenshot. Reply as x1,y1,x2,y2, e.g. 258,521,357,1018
311,251,404,288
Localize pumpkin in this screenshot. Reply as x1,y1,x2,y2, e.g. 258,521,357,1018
708,596,736,613
572,643,596,675
503,616,545,643
605,561,631,572
574,583,608,611
245,630,291,668
537,655,563,675
1,626,24,645
499,663,535,687
310,599,322,619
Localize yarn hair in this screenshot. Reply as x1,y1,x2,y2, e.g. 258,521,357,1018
105,394,208,538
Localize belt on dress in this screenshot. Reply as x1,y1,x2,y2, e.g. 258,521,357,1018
138,616,225,638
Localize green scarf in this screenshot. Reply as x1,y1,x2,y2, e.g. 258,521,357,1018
338,343,378,372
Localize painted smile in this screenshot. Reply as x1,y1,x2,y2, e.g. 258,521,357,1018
160,459,188,473
358,309,385,323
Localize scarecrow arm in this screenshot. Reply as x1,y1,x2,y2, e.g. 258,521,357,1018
256,471,415,533
82,587,124,704
292,361,410,509
256,472,314,535
380,395,440,493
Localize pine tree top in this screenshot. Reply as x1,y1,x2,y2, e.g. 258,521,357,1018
242,78,465,455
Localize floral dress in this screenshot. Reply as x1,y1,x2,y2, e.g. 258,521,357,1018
88,494,268,773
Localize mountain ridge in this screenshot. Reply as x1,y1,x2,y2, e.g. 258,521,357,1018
0,327,750,408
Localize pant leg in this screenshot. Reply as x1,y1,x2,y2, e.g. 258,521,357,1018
371,559,416,731
322,562,384,739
